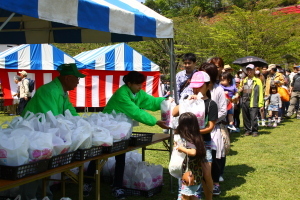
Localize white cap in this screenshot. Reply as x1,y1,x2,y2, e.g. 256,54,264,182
246,64,254,69
18,70,27,76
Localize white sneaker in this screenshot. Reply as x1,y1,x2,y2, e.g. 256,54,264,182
261,120,266,126
228,125,237,131
219,176,224,182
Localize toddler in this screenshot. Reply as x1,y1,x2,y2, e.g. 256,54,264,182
266,85,282,127
220,72,239,131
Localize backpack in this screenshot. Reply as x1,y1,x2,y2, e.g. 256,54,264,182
293,75,300,90
23,78,35,92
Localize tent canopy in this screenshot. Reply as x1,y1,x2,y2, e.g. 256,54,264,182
0,0,173,44
0,44,84,69
74,43,159,71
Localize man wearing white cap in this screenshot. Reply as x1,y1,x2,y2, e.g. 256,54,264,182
18,70,31,114
239,64,264,137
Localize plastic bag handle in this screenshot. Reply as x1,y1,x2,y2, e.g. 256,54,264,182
23,111,35,120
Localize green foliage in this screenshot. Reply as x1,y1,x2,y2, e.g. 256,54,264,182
51,1,300,75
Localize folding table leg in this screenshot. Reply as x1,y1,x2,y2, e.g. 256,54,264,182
43,178,47,197
95,158,107,200
62,172,66,197
78,164,84,200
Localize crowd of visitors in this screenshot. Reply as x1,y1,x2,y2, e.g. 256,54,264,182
173,53,298,200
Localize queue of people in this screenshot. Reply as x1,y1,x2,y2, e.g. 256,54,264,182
174,53,298,200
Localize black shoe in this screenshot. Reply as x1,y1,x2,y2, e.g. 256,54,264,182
252,132,259,137
244,132,251,136
112,187,126,199
83,183,92,197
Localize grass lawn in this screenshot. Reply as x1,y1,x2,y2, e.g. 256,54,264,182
1,111,299,200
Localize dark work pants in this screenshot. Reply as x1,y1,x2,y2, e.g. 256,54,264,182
18,97,31,115
234,105,241,128
242,101,259,133
85,160,96,184
85,153,126,188
113,153,126,188
212,150,222,183
220,156,226,176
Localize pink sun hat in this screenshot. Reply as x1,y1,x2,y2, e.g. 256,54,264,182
189,71,210,88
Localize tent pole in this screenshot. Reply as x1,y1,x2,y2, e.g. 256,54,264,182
0,13,15,31
168,38,175,193
168,38,177,103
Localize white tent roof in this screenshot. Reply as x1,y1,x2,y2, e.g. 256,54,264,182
0,0,173,44
75,43,159,71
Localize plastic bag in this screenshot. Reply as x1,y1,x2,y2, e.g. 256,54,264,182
101,157,116,177
103,121,132,140
132,162,153,190
0,134,29,166
168,134,186,179
51,128,71,156
27,131,53,162
147,164,163,188
92,127,113,146
161,98,177,128
179,94,206,128
74,119,92,150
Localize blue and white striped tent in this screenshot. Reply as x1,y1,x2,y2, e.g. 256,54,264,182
0,44,84,69
74,43,159,71
0,0,174,44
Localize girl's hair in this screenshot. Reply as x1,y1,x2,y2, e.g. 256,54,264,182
199,62,218,84
123,71,146,85
176,112,206,160
270,85,278,94
204,82,211,99
208,57,224,68
220,71,234,85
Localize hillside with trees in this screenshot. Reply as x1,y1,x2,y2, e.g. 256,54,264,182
56,0,300,75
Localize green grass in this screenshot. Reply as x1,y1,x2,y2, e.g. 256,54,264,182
1,111,300,200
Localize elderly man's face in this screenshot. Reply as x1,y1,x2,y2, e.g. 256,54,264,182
64,75,80,91
246,68,255,78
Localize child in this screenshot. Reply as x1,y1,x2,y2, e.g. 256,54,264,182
173,71,218,200
266,85,282,127
220,72,239,131
175,112,206,200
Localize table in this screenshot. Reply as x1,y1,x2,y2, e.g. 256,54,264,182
0,133,170,200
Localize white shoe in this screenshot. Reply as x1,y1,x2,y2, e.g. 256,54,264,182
219,176,224,182
261,121,266,126
228,125,237,131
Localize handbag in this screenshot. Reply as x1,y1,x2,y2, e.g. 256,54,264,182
181,154,196,186
220,124,231,155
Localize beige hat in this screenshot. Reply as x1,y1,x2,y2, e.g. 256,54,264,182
18,70,27,76
267,64,276,71
224,65,233,70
